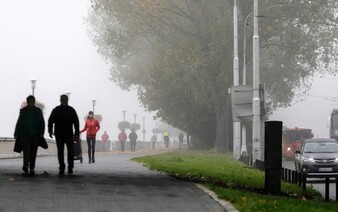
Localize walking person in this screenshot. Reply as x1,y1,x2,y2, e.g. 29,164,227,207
48,94,80,175
101,131,109,152
14,95,45,175
163,130,170,148
178,132,184,149
80,111,100,163
118,129,127,152
129,129,138,152
150,134,157,149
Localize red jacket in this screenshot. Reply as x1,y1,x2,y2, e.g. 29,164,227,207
118,132,127,142
80,118,100,138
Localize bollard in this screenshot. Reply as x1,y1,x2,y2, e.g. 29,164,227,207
264,121,282,194
325,177,330,202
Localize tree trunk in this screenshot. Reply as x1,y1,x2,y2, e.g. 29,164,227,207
213,101,227,152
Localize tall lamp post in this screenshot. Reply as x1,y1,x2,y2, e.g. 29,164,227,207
122,110,126,121
92,99,96,113
133,114,137,124
142,116,146,142
30,78,37,96
233,0,241,160
243,3,313,161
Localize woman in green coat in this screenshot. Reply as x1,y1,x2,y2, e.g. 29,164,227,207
14,95,45,175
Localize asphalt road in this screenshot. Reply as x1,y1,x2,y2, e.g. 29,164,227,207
283,159,337,200
0,152,226,212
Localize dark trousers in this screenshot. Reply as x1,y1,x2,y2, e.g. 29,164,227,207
151,141,155,149
87,137,96,160
120,141,125,152
21,136,39,170
179,140,183,149
130,140,136,152
56,136,74,171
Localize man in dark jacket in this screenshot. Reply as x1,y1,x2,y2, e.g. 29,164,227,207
48,94,79,175
128,129,137,152
14,95,45,175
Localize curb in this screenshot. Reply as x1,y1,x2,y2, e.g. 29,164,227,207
195,184,239,212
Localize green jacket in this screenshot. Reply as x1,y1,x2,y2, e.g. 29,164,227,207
14,106,45,137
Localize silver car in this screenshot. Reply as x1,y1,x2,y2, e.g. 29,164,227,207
295,138,338,174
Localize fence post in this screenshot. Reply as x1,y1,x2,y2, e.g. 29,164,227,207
302,173,307,190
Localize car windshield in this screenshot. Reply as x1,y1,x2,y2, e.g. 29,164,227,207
303,142,338,153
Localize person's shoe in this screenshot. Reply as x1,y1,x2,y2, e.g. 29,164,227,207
30,167,35,175
92,159,95,163
59,170,65,175
22,166,28,174
68,168,73,174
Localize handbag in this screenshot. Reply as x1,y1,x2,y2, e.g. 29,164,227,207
39,137,48,149
13,137,23,153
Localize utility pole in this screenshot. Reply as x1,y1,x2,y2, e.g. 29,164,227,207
252,0,261,161
233,0,241,160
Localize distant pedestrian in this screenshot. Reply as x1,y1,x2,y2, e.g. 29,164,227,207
80,111,100,163
150,134,157,149
14,95,45,175
118,129,127,152
163,130,170,148
178,132,184,149
129,129,138,152
48,94,80,175
101,131,109,152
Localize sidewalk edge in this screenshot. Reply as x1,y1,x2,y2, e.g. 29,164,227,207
195,184,239,212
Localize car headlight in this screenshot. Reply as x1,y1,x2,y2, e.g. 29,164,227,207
303,156,314,162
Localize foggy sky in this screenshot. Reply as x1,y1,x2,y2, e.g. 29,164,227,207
0,0,156,140
0,0,336,140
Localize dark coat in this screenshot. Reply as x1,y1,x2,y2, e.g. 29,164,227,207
48,105,80,137
129,131,138,142
14,106,45,137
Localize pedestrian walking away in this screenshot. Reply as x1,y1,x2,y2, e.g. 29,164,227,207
14,95,45,175
101,131,109,152
80,111,100,163
178,132,184,149
48,94,80,175
129,129,138,152
118,129,127,152
151,134,157,149
163,130,170,148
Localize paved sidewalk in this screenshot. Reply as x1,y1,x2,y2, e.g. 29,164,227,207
0,151,226,212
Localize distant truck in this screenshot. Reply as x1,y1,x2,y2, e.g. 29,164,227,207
282,127,313,160
329,109,338,140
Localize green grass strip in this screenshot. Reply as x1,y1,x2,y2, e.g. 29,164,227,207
133,150,338,211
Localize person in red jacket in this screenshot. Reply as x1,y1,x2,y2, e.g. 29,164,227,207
80,111,100,163
118,129,127,152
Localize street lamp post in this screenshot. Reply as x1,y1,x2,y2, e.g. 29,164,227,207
142,116,146,142
134,114,137,124
65,91,71,97
92,99,96,113
242,3,314,160
122,110,126,121
30,78,37,96
233,0,241,160
252,0,261,161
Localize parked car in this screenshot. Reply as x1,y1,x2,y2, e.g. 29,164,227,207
294,138,338,174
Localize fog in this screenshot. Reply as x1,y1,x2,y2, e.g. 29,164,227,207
0,0,156,140
270,74,338,138
0,0,336,140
